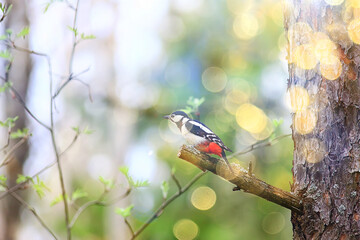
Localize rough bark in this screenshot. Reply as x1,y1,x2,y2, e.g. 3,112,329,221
0,1,31,239
284,1,360,239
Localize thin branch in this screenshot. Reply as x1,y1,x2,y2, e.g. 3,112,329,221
171,172,182,192
125,218,135,237
228,134,291,159
178,145,303,214
131,171,206,239
0,124,12,151
9,191,58,239
0,137,27,168
69,188,131,229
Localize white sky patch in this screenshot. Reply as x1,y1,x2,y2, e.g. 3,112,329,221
125,145,156,183
87,154,113,179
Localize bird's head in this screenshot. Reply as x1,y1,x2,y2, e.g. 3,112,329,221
163,111,189,124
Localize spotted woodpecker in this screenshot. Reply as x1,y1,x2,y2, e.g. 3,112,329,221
164,111,234,173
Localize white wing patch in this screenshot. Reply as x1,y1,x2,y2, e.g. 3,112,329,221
188,120,212,133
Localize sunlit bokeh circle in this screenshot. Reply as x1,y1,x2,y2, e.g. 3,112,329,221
294,44,317,70
324,0,344,5
262,212,285,235
173,219,199,240
224,89,250,114
201,67,228,92
320,55,342,80
303,138,326,163
236,103,268,134
233,13,259,40
294,109,317,135
314,38,337,60
348,18,360,44
191,186,217,210
349,0,360,8
287,22,313,46
287,86,310,113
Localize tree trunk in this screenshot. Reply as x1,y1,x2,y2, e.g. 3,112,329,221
284,1,360,239
0,1,31,239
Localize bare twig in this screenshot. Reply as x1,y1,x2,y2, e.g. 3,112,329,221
229,134,291,159
131,171,206,239
9,191,58,239
0,137,27,168
125,218,135,237
0,124,12,151
69,188,131,229
178,145,303,214
171,172,182,192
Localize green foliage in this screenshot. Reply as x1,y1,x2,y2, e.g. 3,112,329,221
0,3,12,19
0,116,18,128
0,175,7,191
50,194,64,206
33,176,51,199
72,188,88,201
43,0,63,13
0,82,12,93
98,176,115,190
10,128,30,139
115,204,134,218
72,126,94,135
272,118,284,128
180,97,205,116
68,26,78,37
16,174,32,184
0,50,12,60
119,166,149,188
161,181,169,199
16,26,30,38
81,33,96,40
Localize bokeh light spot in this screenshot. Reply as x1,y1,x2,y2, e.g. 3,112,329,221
233,13,259,40
324,0,344,5
262,212,285,235
173,219,199,240
191,186,217,210
348,18,360,44
236,103,268,134
314,38,337,61
224,89,250,115
350,0,360,8
202,67,227,92
304,138,326,163
288,86,310,113
320,55,342,80
287,22,313,46
294,44,317,70
294,109,317,135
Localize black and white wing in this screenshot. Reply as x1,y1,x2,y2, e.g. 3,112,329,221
185,120,232,152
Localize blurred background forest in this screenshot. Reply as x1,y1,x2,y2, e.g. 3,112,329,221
0,0,293,239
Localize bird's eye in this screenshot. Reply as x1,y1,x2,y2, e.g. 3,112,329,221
171,114,175,118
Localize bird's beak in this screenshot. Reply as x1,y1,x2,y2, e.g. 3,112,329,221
163,115,170,119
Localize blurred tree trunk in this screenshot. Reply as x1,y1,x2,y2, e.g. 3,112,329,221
284,1,360,239
0,1,31,239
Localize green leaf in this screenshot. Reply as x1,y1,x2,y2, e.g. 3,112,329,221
171,167,176,175
80,33,96,40
16,26,30,38
71,188,88,201
0,174,7,190
119,166,149,188
16,174,32,184
0,34,7,40
43,0,63,13
0,116,18,128
115,205,134,218
72,126,80,134
50,195,63,206
5,29,12,35
33,176,50,199
0,50,12,60
10,128,30,139
272,118,284,128
161,181,169,199
67,26,78,37
83,126,95,135
99,176,115,190
0,82,12,93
